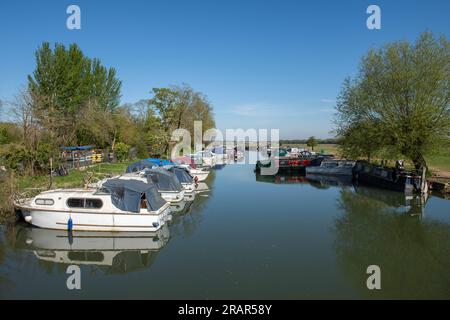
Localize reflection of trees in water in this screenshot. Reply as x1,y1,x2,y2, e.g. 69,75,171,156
334,189,450,299
170,170,216,238
0,224,22,297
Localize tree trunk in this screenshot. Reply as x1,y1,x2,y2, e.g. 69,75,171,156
412,153,427,171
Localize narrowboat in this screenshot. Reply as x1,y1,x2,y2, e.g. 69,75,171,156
352,161,422,193
306,160,356,176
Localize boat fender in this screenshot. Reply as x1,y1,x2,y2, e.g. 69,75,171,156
24,215,32,223
68,217,73,231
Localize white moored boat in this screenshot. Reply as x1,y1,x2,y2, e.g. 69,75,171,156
167,166,197,201
176,164,209,182
190,150,216,168
14,179,171,232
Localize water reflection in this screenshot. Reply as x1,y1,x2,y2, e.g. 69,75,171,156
13,224,170,274
334,188,450,299
256,171,450,298
256,172,422,212
169,176,215,239
255,172,352,188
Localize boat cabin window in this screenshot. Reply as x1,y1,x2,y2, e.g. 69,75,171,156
35,198,55,206
85,199,103,209
67,198,103,209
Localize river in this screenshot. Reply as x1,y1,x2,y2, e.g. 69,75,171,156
1,160,450,299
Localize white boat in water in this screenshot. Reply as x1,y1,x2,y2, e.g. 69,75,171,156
190,150,216,168
176,164,209,182
14,179,171,232
305,160,356,176
166,166,197,201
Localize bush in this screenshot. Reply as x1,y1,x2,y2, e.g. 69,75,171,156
0,144,33,172
115,142,130,162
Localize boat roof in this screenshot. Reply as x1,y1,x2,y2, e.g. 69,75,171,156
145,158,174,166
103,179,154,194
126,159,158,173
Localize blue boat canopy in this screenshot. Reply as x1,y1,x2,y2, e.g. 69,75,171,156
144,168,183,192
168,167,194,184
62,145,95,151
102,179,166,213
126,159,158,173
145,158,174,167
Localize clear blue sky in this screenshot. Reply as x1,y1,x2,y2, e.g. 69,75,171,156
0,0,449,138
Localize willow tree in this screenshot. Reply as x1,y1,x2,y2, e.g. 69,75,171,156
335,32,450,170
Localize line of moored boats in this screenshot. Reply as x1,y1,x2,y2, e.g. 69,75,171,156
14,149,237,233
256,147,424,194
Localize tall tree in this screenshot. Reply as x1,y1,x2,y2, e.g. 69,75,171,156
335,32,450,170
28,42,122,146
306,136,318,151
149,85,215,156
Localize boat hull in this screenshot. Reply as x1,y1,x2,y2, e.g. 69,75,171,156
160,191,185,203
15,206,171,232
352,162,421,193
191,170,209,182
305,166,354,176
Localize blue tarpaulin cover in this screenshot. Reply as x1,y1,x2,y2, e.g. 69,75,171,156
126,159,158,173
103,179,166,212
144,168,183,192
168,167,194,184
145,158,174,166
62,146,94,151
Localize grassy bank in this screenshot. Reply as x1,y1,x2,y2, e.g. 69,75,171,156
0,162,131,222
16,162,132,191
281,143,450,177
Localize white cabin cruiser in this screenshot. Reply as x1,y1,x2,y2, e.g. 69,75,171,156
176,164,209,182
14,179,171,232
190,150,216,168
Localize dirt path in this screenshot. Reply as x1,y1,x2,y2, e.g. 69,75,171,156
429,167,450,179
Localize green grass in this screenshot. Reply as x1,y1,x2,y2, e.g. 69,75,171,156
281,143,450,176
427,155,450,176
17,162,132,192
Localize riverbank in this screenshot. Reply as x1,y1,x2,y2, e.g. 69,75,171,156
0,162,131,222
16,162,131,191
281,143,450,177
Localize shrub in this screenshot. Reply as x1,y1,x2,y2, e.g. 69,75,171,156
115,142,130,162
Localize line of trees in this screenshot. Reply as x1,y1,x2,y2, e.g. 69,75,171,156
280,138,338,145
335,32,450,170
0,42,215,176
